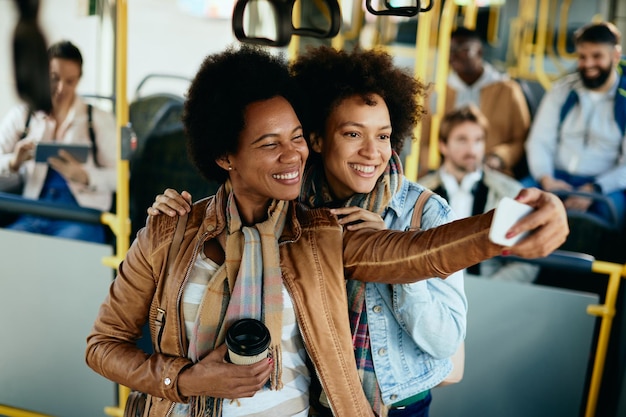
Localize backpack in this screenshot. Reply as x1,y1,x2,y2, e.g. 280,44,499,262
559,58,626,138
22,103,100,166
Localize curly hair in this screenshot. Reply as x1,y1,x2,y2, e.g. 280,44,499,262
289,46,426,154
183,45,303,183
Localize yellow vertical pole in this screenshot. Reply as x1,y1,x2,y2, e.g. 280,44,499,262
534,0,553,91
115,0,130,411
557,0,577,59
584,262,626,417
517,0,536,79
487,5,500,46
463,0,478,30
427,0,457,172
102,1,131,416
101,0,131,270
288,0,301,61
404,9,433,181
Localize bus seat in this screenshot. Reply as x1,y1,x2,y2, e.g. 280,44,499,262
129,93,185,149
514,78,545,119
128,101,218,239
551,190,625,264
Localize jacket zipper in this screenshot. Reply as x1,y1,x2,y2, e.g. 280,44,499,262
281,268,336,417
175,231,209,354
159,232,209,417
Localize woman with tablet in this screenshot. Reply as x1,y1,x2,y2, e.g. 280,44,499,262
0,40,116,243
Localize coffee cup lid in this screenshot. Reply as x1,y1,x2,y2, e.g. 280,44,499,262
226,318,271,356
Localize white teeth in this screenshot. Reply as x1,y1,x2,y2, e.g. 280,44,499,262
349,163,376,173
273,171,298,180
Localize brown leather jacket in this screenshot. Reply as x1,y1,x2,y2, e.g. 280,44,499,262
86,193,499,417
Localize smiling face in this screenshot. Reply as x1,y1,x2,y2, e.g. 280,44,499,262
49,58,81,110
440,120,486,178
311,94,392,200
220,96,308,216
576,41,619,90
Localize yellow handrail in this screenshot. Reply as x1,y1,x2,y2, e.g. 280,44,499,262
288,0,301,61
425,0,460,172
544,0,567,75
462,1,478,30
557,0,577,60
533,0,553,91
584,261,626,417
103,1,131,416
403,2,433,181
486,5,501,47
0,405,56,417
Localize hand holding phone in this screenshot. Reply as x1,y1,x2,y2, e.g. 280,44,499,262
489,197,534,246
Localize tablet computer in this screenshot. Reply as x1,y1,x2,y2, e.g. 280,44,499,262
34,143,91,164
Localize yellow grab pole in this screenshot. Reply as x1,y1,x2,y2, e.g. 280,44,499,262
101,0,131,270
462,0,478,30
404,5,433,181
584,261,626,417
533,0,553,91
288,0,301,61
427,0,457,172
0,405,54,417
557,0,577,60
486,5,500,46
103,0,131,415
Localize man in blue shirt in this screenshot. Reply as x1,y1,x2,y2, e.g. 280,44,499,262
524,22,626,229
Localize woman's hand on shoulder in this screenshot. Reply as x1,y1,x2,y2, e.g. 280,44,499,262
503,187,569,258
147,188,192,217
330,206,386,231
178,344,272,399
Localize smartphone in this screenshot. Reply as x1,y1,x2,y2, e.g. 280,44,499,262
489,197,534,246
34,143,91,163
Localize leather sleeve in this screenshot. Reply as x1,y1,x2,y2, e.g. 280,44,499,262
343,211,500,282
85,215,192,403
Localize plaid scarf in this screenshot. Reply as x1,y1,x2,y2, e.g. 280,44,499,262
300,151,403,415
180,182,287,417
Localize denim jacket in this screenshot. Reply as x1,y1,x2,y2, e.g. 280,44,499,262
366,177,467,404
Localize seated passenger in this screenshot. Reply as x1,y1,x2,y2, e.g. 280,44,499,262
420,105,539,283
523,22,626,230
0,40,116,243
420,27,531,178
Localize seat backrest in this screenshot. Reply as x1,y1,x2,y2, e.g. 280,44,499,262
515,78,545,119
129,93,185,148
128,98,219,238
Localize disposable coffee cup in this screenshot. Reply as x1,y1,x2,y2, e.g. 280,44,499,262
225,318,271,365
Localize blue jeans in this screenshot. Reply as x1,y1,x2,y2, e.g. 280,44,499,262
6,170,106,244
522,171,625,229
6,215,106,243
388,392,432,417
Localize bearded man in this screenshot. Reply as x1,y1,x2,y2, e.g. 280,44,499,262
523,22,626,229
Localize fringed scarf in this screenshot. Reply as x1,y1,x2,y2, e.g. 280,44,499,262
180,182,287,417
300,151,403,416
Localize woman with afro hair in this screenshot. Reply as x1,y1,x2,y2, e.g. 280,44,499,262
290,46,458,417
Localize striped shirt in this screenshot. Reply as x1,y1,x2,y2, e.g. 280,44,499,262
182,251,310,416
